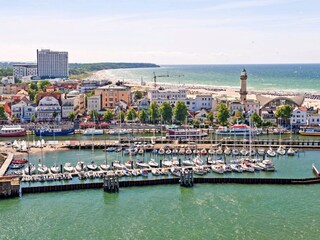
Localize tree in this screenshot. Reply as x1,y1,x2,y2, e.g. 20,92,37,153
217,103,230,126
173,101,188,123
38,80,51,91
126,108,137,121
135,90,143,100
232,111,245,124
103,109,114,122
159,102,173,123
207,112,214,125
31,115,36,122
52,111,58,122
148,102,159,123
139,110,148,123
68,112,76,122
0,105,7,121
275,104,293,126
12,116,17,123
117,111,125,123
89,110,99,121
250,112,263,127
86,90,95,98
193,119,200,127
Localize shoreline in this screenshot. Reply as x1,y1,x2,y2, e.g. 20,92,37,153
88,69,320,109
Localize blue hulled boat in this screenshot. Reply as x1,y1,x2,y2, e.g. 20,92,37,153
34,127,75,136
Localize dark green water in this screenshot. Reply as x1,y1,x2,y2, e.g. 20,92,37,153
1,184,320,239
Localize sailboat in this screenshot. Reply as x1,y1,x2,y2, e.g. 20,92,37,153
100,137,110,170
82,114,103,135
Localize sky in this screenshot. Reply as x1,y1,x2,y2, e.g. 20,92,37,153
0,0,320,64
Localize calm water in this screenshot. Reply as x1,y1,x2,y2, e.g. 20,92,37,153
103,64,320,93
1,184,320,239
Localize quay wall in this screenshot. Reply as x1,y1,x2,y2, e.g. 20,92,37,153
21,177,320,195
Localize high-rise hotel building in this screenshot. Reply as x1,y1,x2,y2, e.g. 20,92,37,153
37,49,69,78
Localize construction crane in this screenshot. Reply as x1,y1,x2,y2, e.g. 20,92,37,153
153,71,184,88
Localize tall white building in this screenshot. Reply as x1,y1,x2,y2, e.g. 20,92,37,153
13,63,38,80
37,49,69,78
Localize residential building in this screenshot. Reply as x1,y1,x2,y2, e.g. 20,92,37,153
290,107,307,126
13,63,37,79
95,85,131,109
11,98,36,122
137,98,149,111
37,49,68,78
185,94,212,112
0,83,28,95
147,88,187,101
245,99,260,115
36,96,61,122
79,80,111,94
61,92,86,118
1,77,15,84
87,95,101,112
228,100,243,114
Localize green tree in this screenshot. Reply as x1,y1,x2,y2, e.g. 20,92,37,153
68,112,76,122
275,104,293,126
103,109,114,122
89,110,99,121
250,112,263,127
86,90,95,98
31,115,36,122
159,102,173,123
232,111,244,124
0,105,8,120
139,110,148,123
193,119,200,127
52,111,58,122
135,90,143,100
207,112,214,125
38,80,51,91
217,103,230,126
173,101,188,123
148,102,159,124
126,108,137,121
117,111,125,123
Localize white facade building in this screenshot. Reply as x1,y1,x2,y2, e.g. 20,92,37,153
87,95,101,112
36,96,61,122
37,49,68,78
11,99,36,122
245,99,260,115
185,95,212,112
147,88,187,101
13,63,37,79
290,107,307,125
1,77,15,84
228,100,243,114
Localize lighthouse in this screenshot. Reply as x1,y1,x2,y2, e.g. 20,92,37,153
240,68,248,105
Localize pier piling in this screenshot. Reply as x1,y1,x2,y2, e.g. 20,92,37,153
103,174,119,193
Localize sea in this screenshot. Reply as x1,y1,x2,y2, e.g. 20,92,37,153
1,64,320,239
101,64,320,93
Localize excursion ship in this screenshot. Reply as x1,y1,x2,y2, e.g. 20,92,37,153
299,126,320,136
0,125,26,137
215,124,261,136
166,125,208,140
34,126,75,136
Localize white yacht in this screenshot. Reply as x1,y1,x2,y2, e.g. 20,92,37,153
82,128,104,135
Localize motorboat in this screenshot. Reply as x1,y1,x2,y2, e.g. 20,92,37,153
136,160,149,168
0,125,26,137
208,148,215,155
138,148,144,155
131,169,140,177
151,168,161,176
172,148,179,155
182,159,194,166
267,148,276,157
216,147,223,155
224,147,231,155
100,162,110,170
193,149,200,155
64,163,75,172
223,164,232,172
276,146,286,155
123,170,132,177
87,161,98,171
24,164,36,175
232,149,239,156
162,160,173,168
158,148,165,155
200,148,207,156
193,166,206,175
287,147,295,156
160,168,169,175
76,162,86,172
262,159,275,171
171,157,179,166
241,163,254,172
230,164,243,173
148,159,159,168
10,164,25,169
185,148,192,155
179,148,185,155
193,156,203,166
240,148,249,156
257,148,265,156
109,129,129,135
141,169,149,177
211,165,224,174
125,160,134,169
12,159,28,164
165,149,172,155
113,161,126,170
50,164,60,173
38,164,49,174
170,167,181,177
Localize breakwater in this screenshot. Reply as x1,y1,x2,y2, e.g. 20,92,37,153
21,177,320,195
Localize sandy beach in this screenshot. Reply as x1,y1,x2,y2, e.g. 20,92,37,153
89,70,320,109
